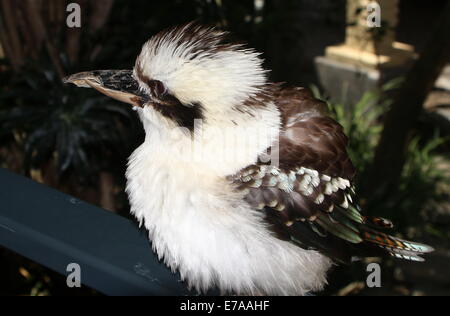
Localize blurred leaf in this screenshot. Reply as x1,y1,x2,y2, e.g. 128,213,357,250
0,59,137,178
311,82,449,233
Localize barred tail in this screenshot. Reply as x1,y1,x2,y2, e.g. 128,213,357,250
362,228,434,262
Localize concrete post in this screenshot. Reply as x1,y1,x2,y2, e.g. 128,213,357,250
315,0,416,104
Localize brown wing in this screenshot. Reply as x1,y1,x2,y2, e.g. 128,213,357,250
274,87,355,179
231,87,433,263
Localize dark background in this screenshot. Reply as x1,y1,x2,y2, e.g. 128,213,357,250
0,0,449,296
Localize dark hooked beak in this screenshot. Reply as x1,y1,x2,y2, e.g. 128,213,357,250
63,70,146,107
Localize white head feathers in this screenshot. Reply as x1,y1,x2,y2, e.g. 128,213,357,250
133,23,267,113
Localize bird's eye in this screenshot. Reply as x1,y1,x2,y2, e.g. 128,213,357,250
148,80,167,97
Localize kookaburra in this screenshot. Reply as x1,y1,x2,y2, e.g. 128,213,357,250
64,23,433,295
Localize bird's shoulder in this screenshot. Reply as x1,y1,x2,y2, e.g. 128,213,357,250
271,85,355,179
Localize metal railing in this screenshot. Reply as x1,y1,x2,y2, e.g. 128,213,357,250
0,168,194,296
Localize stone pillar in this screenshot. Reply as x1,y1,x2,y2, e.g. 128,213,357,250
315,0,416,104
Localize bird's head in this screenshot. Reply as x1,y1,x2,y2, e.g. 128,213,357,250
64,23,280,174
64,23,269,132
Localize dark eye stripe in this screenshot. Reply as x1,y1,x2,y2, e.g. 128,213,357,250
134,63,166,96
152,100,204,132
134,62,203,130
148,80,167,97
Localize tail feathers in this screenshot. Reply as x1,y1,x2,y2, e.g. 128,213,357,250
364,216,394,229
362,229,434,262
387,248,427,262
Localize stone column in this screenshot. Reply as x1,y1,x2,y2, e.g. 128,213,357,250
316,0,416,104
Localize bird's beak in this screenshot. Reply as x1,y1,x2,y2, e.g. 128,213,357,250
63,70,146,107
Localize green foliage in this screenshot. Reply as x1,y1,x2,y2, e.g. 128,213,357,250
0,57,138,177
314,82,449,296
311,81,449,234
384,134,449,227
